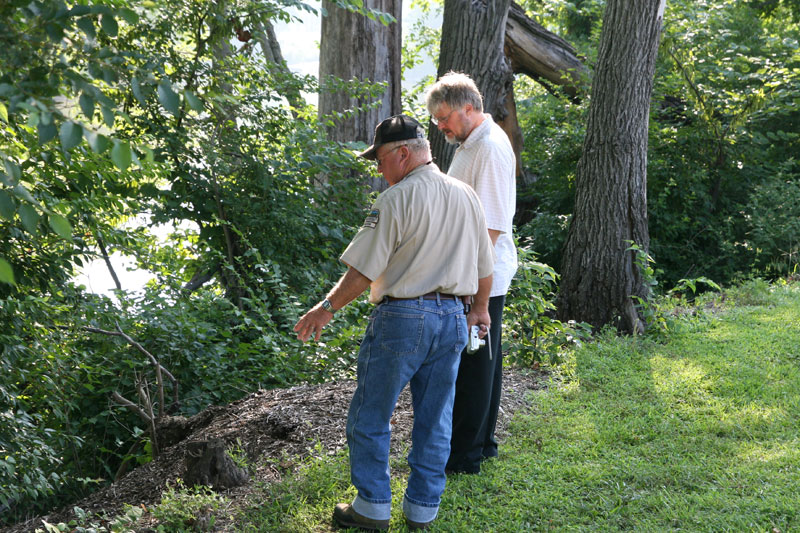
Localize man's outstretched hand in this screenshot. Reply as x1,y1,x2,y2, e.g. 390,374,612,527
293,305,333,342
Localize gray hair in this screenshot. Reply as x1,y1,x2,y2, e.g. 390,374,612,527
424,71,484,115
381,137,430,155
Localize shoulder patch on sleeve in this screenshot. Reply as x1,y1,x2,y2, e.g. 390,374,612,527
363,209,380,229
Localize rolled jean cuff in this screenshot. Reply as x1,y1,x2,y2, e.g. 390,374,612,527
403,493,439,524
352,494,391,521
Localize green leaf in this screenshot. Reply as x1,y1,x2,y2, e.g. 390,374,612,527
45,23,64,42
0,189,15,220
76,17,96,39
48,214,73,240
131,76,145,105
100,15,118,37
69,5,91,16
4,161,21,182
101,105,114,128
157,79,180,116
59,121,83,151
118,8,139,24
79,92,95,120
111,140,132,171
184,90,203,111
84,130,110,153
0,258,15,286
88,61,103,80
19,204,40,235
0,102,7,123
38,121,58,145
13,184,38,206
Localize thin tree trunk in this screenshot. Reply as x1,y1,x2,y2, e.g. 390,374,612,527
556,0,666,334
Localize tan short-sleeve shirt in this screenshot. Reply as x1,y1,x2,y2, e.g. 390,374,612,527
340,163,495,303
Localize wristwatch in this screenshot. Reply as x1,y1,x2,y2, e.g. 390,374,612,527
321,298,336,314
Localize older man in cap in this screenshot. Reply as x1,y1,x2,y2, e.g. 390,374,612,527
294,114,494,530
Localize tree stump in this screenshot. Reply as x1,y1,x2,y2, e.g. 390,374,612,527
184,439,249,489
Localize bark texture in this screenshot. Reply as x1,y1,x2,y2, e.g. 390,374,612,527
318,1,402,191
184,439,249,489
556,0,665,334
505,2,589,99
431,0,514,171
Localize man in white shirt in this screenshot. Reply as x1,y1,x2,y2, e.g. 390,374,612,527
425,72,518,474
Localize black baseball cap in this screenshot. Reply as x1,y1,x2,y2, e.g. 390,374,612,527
359,114,426,160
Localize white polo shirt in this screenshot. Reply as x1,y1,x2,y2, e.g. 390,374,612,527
448,114,517,297
340,163,495,303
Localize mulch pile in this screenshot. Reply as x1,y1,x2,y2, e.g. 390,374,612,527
7,368,547,532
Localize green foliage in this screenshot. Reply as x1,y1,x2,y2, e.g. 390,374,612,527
744,161,800,276
37,505,142,533
648,0,800,286
151,480,225,532
505,242,591,366
0,0,377,525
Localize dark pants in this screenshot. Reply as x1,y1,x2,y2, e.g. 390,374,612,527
446,294,505,473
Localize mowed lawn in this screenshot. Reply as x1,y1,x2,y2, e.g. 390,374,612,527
243,283,800,532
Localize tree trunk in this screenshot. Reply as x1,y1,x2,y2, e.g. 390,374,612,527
318,0,402,192
431,0,514,172
184,439,249,489
556,0,666,334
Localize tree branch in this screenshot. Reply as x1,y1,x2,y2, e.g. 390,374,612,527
95,232,122,292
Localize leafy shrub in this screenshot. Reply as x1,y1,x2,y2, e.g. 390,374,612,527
37,506,142,533
151,481,225,532
745,163,800,277
505,242,591,366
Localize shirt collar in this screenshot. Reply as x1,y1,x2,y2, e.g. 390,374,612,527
457,113,494,151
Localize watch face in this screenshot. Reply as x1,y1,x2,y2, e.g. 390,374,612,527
322,299,332,311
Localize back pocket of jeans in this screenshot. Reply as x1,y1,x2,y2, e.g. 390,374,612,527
379,311,425,355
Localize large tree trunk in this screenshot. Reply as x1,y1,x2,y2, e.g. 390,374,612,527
318,0,402,192
556,0,666,334
433,2,588,176
431,0,514,171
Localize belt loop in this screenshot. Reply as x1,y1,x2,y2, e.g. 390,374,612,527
417,296,423,305
435,292,441,305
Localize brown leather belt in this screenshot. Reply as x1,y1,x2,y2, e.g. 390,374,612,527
384,292,459,302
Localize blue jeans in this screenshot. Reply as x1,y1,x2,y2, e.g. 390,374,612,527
347,296,467,524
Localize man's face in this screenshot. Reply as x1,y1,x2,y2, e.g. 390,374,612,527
375,144,406,186
432,103,472,144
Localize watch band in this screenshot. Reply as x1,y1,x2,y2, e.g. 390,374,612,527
321,298,335,313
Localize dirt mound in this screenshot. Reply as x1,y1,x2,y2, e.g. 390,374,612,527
7,368,546,532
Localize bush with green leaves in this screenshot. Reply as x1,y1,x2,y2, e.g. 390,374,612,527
37,505,142,533
0,0,381,524
504,242,591,366
150,481,225,532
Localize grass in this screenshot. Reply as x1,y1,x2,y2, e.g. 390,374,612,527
236,281,800,532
